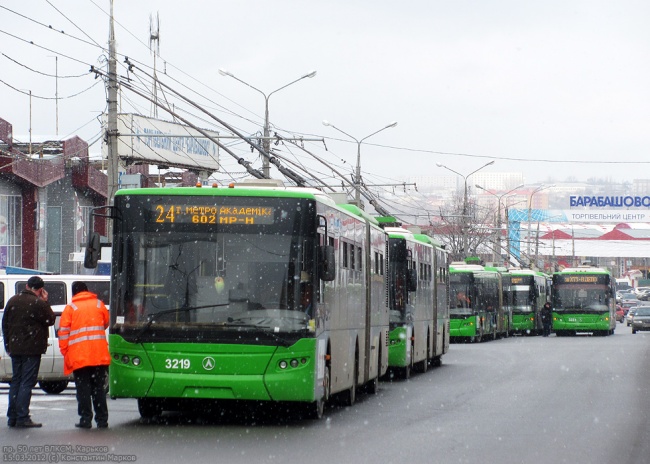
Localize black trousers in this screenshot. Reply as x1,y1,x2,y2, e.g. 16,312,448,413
73,365,108,426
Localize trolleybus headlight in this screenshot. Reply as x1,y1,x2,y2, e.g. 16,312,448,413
301,358,307,364
121,355,130,364
132,357,141,366
279,360,288,369
113,354,120,361
290,359,299,368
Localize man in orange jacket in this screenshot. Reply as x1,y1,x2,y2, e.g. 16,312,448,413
58,282,111,429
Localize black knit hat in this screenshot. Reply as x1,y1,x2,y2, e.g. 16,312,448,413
27,276,45,290
71,281,88,296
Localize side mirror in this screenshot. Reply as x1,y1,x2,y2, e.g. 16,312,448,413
84,232,100,269
319,245,336,282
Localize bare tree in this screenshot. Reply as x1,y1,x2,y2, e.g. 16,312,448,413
430,189,496,262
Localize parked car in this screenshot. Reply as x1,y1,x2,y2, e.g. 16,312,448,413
0,274,110,394
631,306,650,334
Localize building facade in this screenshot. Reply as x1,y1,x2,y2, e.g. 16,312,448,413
0,117,107,273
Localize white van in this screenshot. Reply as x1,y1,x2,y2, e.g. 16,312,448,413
0,274,110,394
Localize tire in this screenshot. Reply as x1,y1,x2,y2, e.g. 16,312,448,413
138,398,163,419
366,346,382,394
308,365,330,420
402,345,414,379
39,380,68,394
416,340,429,374
343,354,358,406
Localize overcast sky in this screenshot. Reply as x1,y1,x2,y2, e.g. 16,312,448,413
2,0,650,194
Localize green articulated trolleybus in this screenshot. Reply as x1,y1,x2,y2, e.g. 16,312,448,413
551,266,616,336
449,261,505,342
377,220,450,378
85,180,391,419
502,268,549,335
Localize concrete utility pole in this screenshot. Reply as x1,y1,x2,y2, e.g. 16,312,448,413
106,0,119,238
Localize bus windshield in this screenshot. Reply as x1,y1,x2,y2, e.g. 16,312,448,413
450,276,473,316
504,285,534,312
552,284,610,312
111,194,317,342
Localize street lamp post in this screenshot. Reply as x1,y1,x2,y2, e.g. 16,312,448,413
527,184,555,267
219,69,317,178
436,161,495,258
322,120,397,208
475,183,524,263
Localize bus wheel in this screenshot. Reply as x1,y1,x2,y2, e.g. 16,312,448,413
344,355,358,406
419,356,428,373
403,363,411,380
39,380,68,394
417,341,430,373
138,398,162,419
366,355,380,395
310,366,329,419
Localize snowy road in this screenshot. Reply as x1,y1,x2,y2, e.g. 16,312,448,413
1,326,649,464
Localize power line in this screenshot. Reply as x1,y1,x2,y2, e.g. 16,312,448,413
0,77,101,100
1,52,88,78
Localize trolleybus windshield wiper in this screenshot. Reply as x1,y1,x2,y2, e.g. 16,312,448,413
133,305,296,346
224,318,295,347
134,303,229,342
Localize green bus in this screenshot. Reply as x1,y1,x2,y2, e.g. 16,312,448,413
484,266,513,338
551,266,616,336
86,182,390,419
449,262,503,343
381,224,449,378
502,268,549,335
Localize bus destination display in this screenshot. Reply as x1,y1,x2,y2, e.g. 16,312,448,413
554,274,609,285
153,204,274,225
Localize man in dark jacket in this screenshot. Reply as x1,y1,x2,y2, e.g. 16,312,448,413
540,302,553,337
2,276,55,428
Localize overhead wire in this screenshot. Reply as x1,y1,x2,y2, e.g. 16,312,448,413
0,52,88,78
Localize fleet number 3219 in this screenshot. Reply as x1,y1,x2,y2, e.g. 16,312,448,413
165,358,190,369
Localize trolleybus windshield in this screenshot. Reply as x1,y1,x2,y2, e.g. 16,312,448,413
111,194,318,343
552,283,611,312
450,274,474,316
504,276,535,313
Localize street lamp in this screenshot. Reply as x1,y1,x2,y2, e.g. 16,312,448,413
475,183,524,263
527,184,555,266
219,69,317,177
436,160,495,257
322,120,397,208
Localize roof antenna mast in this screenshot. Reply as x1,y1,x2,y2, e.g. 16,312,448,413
149,12,160,118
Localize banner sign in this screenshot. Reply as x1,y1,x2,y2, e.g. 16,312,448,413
509,209,650,223
104,113,221,171
570,195,650,208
